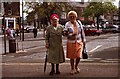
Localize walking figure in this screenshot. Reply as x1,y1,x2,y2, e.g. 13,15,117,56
64,11,86,75
33,27,37,38
45,14,65,75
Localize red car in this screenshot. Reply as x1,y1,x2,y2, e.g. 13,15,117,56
83,27,102,36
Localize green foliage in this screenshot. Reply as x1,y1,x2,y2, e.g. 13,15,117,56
25,2,74,23
83,2,117,17
102,2,117,13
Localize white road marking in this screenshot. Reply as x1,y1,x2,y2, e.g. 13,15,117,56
89,45,102,52
1,63,45,66
0,62,118,66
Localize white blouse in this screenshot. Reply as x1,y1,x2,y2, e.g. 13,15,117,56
64,20,86,43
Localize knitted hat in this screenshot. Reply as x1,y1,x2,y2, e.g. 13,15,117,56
50,14,59,20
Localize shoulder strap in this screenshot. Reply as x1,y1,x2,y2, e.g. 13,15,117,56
76,20,84,42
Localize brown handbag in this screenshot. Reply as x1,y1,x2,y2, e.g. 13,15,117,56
77,20,88,59
67,34,76,40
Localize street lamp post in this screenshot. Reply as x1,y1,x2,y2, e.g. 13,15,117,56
22,0,24,41
19,17,22,40
2,15,6,54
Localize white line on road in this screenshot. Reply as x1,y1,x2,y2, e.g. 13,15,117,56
89,45,102,52
1,62,118,66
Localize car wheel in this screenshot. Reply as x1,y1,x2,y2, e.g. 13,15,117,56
91,33,95,36
97,33,100,36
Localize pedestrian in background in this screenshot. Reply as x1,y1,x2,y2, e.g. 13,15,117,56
10,28,15,37
6,26,15,38
6,27,11,38
45,14,65,75
16,24,19,36
33,27,37,38
64,11,86,75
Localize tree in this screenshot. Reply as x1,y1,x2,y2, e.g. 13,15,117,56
83,2,117,29
84,2,117,17
25,2,75,24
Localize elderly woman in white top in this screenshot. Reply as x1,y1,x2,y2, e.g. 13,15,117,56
64,11,86,75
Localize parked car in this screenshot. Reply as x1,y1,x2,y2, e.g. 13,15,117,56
83,27,102,36
24,25,34,33
112,25,120,33
102,25,120,33
0,28,3,35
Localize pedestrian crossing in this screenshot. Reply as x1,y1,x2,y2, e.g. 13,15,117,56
1,62,118,66
2,53,120,63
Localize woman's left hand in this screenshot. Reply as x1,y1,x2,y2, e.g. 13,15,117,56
45,44,49,48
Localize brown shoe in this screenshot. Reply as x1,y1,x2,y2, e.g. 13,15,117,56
49,70,55,75
56,70,60,74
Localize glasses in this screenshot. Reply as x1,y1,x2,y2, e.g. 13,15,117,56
69,16,75,19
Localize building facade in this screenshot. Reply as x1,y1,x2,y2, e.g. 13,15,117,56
3,2,20,29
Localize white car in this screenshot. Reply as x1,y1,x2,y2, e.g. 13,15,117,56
0,28,3,35
102,25,120,33
24,25,34,33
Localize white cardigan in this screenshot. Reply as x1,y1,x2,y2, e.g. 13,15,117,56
64,20,86,43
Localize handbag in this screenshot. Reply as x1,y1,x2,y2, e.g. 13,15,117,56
82,43,88,59
67,34,76,40
77,20,88,59
64,28,76,40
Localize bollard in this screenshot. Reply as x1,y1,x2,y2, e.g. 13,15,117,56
9,38,16,53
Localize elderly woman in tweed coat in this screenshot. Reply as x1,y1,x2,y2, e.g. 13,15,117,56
45,14,65,75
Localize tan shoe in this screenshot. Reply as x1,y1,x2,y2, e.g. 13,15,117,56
75,68,80,74
70,69,75,75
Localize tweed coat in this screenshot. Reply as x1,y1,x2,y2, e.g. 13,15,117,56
45,24,65,64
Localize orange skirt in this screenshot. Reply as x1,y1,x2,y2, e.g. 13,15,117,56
66,41,83,59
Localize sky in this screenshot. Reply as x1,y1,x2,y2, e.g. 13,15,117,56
113,1,119,8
